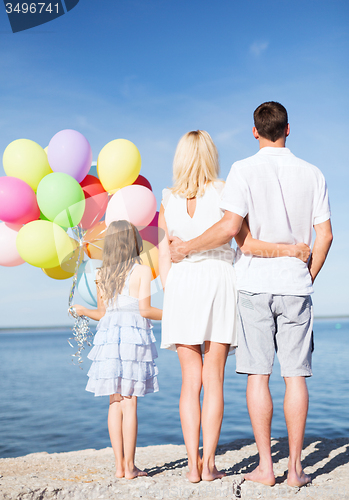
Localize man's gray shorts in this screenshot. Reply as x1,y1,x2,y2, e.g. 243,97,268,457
236,292,314,377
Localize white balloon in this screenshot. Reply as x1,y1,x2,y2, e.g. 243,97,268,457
0,222,25,267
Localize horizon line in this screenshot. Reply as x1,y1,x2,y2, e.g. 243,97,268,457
0,316,348,332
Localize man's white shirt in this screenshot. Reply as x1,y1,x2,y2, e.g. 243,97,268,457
220,147,331,295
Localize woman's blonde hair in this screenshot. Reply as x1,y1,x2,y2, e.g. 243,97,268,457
171,130,220,198
97,220,143,304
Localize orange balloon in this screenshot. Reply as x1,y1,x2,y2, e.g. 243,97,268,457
141,240,159,280
83,221,106,260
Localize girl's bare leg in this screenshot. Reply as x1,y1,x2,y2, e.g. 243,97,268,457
108,394,125,477
176,344,203,483
120,396,147,479
201,341,229,481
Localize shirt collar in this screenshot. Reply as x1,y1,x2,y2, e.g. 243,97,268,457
257,147,291,155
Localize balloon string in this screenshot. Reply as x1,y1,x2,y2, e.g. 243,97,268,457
68,226,93,368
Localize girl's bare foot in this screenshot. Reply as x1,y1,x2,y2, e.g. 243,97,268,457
287,470,311,487
201,465,226,481
125,466,148,480
115,469,125,478
186,468,201,483
244,465,276,486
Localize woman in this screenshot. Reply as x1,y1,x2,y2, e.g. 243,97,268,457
158,130,308,483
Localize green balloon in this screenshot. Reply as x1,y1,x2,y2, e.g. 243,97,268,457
37,172,85,228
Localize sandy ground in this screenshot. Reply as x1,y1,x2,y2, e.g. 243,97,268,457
0,436,348,499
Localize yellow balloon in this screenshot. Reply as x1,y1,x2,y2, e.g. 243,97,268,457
16,220,76,269
42,265,74,280
42,238,83,279
97,139,141,194
141,240,159,280
3,139,52,191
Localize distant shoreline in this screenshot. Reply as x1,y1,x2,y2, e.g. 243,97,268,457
0,317,348,333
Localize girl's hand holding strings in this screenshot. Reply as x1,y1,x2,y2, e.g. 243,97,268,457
70,304,86,317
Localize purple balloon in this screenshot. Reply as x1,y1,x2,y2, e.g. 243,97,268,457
47,129,92,183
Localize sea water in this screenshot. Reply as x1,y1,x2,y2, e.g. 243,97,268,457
0,319,348,458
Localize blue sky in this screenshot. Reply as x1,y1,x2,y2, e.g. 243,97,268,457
0,0,348,327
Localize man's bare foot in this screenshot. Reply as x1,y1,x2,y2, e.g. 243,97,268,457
287,470,311,487
244,465,275,486
125,466,148,480
115,469,125,478
201,465,226,481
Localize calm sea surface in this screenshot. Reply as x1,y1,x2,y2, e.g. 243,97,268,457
0,319,348,458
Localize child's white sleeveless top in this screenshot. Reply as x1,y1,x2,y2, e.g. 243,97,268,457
86,263,159,397
161,182,238,352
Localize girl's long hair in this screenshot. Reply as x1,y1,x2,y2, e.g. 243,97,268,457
171,130,220,198
97,220,143,304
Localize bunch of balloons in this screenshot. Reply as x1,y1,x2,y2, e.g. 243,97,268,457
0,130,159,306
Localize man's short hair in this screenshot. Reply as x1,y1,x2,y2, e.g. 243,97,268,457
253,102,288,142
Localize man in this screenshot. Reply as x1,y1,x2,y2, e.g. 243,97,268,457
169,101,333,487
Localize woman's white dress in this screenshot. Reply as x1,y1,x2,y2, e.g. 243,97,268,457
160,182,237,352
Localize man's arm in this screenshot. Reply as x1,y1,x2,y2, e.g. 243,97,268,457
308,219,333,283
169,211,243,263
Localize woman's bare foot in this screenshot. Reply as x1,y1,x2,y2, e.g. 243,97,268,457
287,470,311,487
186,457,202,483
115,469,125,478
244,465,276,486
201,465,226,481
125,466,148,480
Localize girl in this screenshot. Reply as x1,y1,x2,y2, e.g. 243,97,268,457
72,220,162,479
159,130,309,482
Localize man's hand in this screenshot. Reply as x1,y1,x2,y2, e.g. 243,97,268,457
169,237,188,263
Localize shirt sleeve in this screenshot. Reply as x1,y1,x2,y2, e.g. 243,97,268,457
219,163,248,218
313,173,331,225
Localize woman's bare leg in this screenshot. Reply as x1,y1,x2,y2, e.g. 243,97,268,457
108,394,125,477
176,344,203,482
201,341,229,481
120,396,147,479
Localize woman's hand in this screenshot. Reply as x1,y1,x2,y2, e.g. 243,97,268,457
293,243,311,262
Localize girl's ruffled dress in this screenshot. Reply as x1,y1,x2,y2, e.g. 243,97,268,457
86,264,159,397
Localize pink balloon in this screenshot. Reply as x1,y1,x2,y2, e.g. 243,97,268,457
0,222,25,267
105,185,157,228
47,129,92,183
139,211,159,247
0,176,40,225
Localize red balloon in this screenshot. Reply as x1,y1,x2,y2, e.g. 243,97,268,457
133,174,152,191
139,211,159,247
79,175,108,229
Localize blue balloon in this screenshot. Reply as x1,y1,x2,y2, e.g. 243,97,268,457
77,259,102,307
